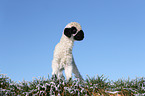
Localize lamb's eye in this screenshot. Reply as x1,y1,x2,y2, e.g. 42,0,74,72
71,27,77,34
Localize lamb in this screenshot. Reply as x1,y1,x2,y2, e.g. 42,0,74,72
52,22,84,81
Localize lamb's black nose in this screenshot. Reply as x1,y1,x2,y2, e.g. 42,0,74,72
74,30,84,41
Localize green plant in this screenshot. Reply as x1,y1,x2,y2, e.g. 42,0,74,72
0,73,145,96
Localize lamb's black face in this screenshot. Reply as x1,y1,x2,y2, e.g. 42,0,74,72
64,26,84,41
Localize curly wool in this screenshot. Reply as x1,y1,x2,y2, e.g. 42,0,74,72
52,22,83,81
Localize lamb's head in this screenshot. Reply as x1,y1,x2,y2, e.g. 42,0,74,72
64,22,84,41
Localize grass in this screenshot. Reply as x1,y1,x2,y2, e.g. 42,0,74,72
0,73,145,96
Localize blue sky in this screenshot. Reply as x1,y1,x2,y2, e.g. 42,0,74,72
0,0,145,82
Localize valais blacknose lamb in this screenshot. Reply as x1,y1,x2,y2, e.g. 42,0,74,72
52,22,84,81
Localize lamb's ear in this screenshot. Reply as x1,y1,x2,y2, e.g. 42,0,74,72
64,28,71,38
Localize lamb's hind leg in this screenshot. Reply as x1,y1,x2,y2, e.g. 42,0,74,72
72,57,84,80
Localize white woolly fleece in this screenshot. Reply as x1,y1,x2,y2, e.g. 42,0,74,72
51,22,83,81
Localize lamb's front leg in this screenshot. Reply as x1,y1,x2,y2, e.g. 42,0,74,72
52,60,57,74
64,56,73,81
65,65,73,81
52,58,61,79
